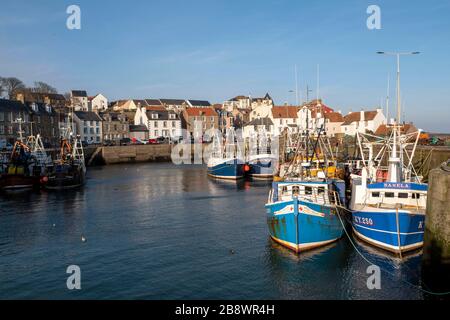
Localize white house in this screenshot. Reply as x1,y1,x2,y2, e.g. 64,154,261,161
341,109,386,136
251,93,273,110
71,90,89,111
89,94,108,112
270,106,300,136
324,112,344,137
73,111,103,144
134,106,182,139
223,95,251,112
242,117,275,138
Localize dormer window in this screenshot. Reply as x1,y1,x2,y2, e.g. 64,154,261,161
169,113,176,120
31,103,38,112
151,114,158,119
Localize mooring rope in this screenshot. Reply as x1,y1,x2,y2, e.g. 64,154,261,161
335,206,450,296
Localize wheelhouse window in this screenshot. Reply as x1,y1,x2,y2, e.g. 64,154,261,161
412,193,421,199
398,193,409,199
292,186,300,197
305,186,312,195
385,192,395,198
372,192,380,197
318,187,325,194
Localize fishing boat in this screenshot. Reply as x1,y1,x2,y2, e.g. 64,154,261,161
207,129,245,180
46,113,86,190
349,129,427,254
0,140,40,190
246,130,277,180
265,128,346,253
0,120,49,190
349,52,427,255
46,136,86,189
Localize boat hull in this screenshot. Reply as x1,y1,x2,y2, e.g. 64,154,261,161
46,164,86,190
248,156,275,179
0,174,40,190
266,198,344,253
207,158,244,180
351,209,425,253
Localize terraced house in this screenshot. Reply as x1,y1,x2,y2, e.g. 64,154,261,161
0,99,32,145
0,99,60,146
182,107,219,137
134,106,182,139
73,111,103,144
71,90,89,111
101,112,129,144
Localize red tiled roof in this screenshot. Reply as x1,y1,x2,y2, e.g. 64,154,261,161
185,107,218,117
324,112,344,123
271,106,298,118
342,111,378,126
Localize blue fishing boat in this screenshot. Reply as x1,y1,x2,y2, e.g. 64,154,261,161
247,153,276,179
266,126,346,253
349,55,427,254
207,156,244,180
266,180,344,252
349,129,427,254
207,128,245,180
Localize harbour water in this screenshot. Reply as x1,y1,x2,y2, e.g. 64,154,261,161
0,163,425,299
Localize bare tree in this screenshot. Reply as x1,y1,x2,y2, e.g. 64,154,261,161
1,77,26,99
0,77,4,97
32,81,58,94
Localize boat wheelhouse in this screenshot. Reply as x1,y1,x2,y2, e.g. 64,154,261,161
266,180,344,252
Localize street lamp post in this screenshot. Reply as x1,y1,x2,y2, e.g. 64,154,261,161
377,51,420,125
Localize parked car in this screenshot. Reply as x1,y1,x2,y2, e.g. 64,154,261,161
148,138,159,144
120,138,131,146
156,136,169,144
103,140,115,146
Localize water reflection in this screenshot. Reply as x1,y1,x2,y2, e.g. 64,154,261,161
0,162,427,299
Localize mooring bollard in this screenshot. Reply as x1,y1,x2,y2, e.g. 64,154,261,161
422,159,450,296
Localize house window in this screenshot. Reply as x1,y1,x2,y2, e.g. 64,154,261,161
163,121,167,128
0,125,4,134
84,127,87,134
0,112,4,122
154,130,158,136
172,121,176,128
96,128,100,134
210,117,214,122
154,121,158,128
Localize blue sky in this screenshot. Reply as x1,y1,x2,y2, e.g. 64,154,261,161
0,0,449,131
